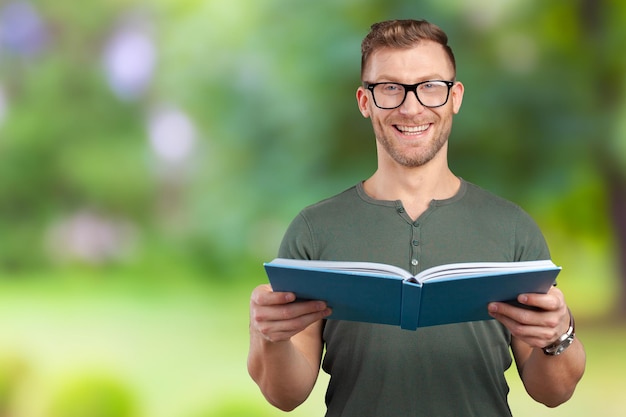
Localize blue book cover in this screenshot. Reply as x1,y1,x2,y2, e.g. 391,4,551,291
264,259,561,330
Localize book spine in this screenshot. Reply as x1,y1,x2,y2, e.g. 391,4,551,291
400,281,422,330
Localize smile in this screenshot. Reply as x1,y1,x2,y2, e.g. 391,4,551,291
395,124,430,135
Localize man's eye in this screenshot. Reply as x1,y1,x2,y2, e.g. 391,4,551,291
382,84,402,92
421,82,445,90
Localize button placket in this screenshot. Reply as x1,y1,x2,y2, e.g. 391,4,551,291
410,221,421,274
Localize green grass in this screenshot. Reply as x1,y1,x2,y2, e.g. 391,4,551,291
0,271,623,417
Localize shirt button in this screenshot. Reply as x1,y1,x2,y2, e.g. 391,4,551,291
412,240,420,246
413,221,420,227
411,259,419,266
397,207,405,214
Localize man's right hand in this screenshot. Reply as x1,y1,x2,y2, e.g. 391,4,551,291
249,284,331,343
248,284,329,410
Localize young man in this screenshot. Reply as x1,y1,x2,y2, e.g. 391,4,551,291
248,19,586,416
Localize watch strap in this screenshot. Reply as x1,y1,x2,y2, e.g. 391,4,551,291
542,308,575,356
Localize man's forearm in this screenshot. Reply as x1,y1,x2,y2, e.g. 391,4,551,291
248,327,322,411
519,339,586,407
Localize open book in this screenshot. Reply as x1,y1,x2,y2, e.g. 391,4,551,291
264,258,561,330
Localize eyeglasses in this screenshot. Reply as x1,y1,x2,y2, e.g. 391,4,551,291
363,80,455,110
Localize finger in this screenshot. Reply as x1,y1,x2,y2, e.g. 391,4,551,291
254,306,331,342
489,301,537,326
250,288,329,327
490,298,564,327
517,286,564,311
489,310,557,347
257,299,329,323
489,299,571,348
251,284,296,307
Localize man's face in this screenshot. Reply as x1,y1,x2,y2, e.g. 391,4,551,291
357,41,464,168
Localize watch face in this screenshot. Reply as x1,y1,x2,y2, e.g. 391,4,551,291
548,334,575,356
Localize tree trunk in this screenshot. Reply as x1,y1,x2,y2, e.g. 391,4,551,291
607,173,626,318
579,0,626,320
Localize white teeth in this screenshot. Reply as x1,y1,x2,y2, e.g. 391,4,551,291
397,124,429,134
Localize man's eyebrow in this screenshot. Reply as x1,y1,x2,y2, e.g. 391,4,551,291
372,74,449,83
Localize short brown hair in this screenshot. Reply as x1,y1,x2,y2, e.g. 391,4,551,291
361,19,456,79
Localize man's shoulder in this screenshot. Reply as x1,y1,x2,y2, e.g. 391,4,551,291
461,179,525,212
279,184,365,259
457,180,543,237
300,183,362,215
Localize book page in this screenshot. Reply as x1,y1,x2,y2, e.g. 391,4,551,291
415,260,557,284
269,258,415,280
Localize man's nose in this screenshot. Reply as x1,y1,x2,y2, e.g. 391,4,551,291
399,90,426,114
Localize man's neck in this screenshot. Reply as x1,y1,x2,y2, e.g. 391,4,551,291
363,164,460,220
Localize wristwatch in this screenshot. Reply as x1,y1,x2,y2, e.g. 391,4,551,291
542,309,575,356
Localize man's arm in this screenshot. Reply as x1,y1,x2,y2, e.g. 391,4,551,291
489,286,586,407
247,284,331,411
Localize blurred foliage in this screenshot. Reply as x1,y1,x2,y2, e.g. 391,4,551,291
48,373,138,417
0,0,624,304
1,2,625,416
0,355,29,414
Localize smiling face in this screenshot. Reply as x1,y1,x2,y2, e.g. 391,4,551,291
357,41,464,168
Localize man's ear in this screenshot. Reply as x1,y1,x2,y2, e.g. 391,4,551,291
356,87,371,118
451,81,464,115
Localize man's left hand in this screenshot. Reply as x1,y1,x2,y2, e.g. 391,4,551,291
488,286,570,349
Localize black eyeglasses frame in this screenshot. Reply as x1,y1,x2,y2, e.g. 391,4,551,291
363,80,455,110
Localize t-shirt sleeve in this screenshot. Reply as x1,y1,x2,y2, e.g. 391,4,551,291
513,208,551,262
277,212,317,260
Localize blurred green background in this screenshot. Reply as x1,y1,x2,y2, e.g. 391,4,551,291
0,0,625,416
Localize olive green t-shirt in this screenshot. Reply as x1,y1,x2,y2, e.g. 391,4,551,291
278,179,550,417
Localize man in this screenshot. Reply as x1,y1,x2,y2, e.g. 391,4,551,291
248,19,586,416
